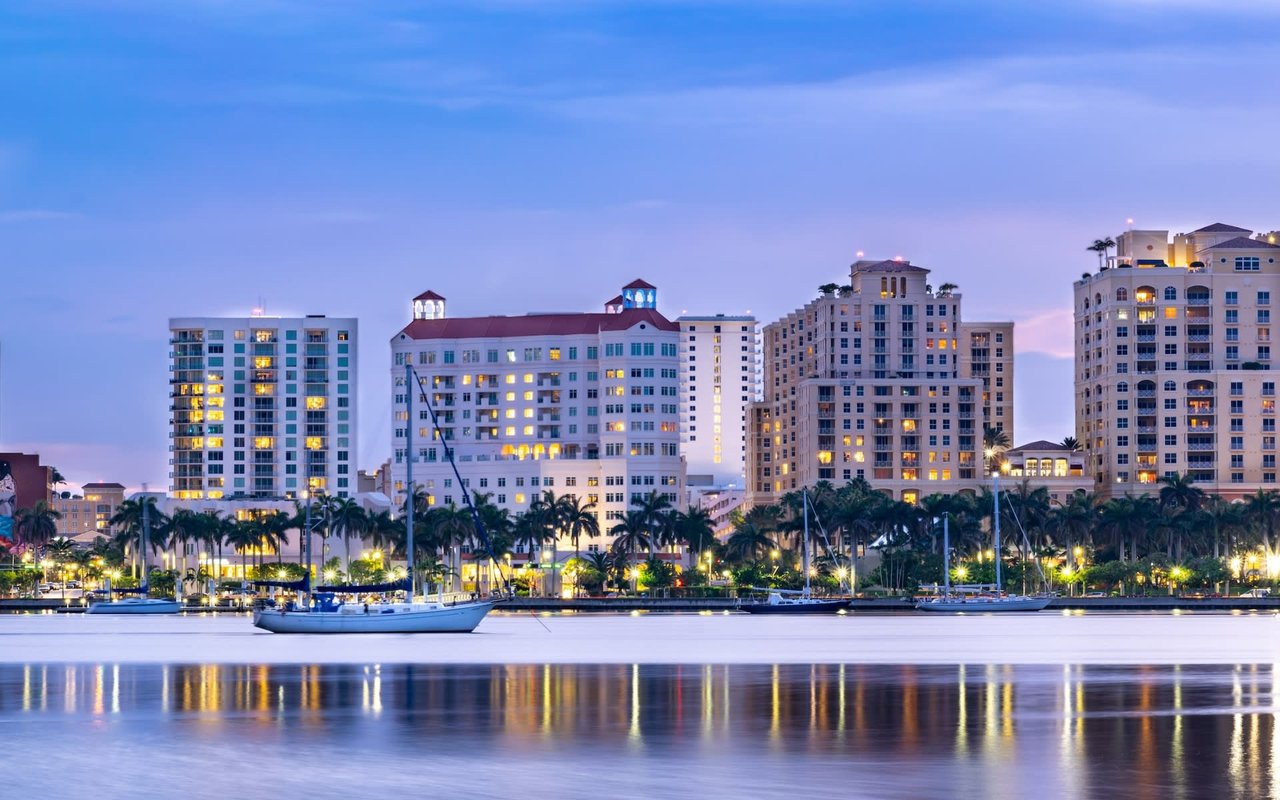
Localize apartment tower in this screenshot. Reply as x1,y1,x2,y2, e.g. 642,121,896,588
1075,222,1280,498
168,313,358,500
677,314,758,486
746,258,1014,507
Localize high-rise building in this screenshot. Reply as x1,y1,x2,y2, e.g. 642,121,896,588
1074,222,1280,498
389,281,686,555
746,258,1014,506
168,313,358,500
677,314,758,486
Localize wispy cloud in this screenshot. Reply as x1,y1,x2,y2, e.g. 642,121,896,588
0,209,80,223
1011,308,1075,358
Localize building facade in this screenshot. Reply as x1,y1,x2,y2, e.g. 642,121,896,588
53,482,126,542
389,281,686,554
168,314,358,501
677,314,758,487
746,259,1015,506
1001,442,1090,505
1075,222,1280,499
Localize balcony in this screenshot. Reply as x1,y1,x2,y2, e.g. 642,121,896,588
1187,296,1211,306
1186,442,1216,451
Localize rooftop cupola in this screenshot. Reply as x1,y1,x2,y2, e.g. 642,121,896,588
413,290,446,320
621,279,657,309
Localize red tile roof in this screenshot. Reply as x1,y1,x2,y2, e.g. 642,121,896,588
414,290,446,302
623,278,657,290
398,308,678,340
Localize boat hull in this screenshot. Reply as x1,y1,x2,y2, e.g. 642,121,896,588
740,599,850,615
85,598,182,615
252,600,496,633
915,596,1051,612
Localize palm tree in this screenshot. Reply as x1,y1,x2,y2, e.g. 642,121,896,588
1060,436,1081,452
329,497,368,575
1159,472,1205,515
725,520,774,563
983,425,1011,474
1087,237,1116,268
633,491,674,559
1245,489,1280,555
610,510,651,593
560,495,599,596
672,506,716,557
936,282,958,296
15,501,61,553
223,519,260,579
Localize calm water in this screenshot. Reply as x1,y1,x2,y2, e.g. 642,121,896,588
3,662,1278,799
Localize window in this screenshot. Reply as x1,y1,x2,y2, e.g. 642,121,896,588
1235,256,1261,271
1163,287,1177,301
1116,288,1128,302
1225,291,1238,305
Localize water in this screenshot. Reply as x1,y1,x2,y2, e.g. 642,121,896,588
4,660,1279,799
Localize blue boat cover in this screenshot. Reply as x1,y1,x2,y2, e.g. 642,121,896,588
315,578,410,593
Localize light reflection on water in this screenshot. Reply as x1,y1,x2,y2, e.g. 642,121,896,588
3,662,1279,799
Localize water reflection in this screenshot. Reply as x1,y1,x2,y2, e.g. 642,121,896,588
2,662,1277,798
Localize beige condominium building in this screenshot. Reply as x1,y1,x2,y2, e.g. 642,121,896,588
52,482,126,542
389,281,686,556
747,258,1015,506
1075,222,1280,498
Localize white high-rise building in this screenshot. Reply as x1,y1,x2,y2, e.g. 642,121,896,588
389,281,686,554
677,314,758,487
168,313,358,500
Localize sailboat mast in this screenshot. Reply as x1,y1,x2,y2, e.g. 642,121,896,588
993,473,1002,591
141,494,150,592
802,491,811,597
943,514,950,596
405,363,415,600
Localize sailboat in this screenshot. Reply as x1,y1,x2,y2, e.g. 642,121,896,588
915,475,1050,613
741,490,849,614
253,365,502,634
87,495,181,615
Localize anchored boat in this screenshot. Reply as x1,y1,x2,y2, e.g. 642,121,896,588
252,365,506,634
741,490,849,615
916,478,1050,613
86,495,180,615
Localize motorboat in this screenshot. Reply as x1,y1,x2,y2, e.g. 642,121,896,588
86,497,179,615
86,596,182,615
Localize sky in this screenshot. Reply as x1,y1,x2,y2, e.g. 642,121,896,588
3,0,1280,492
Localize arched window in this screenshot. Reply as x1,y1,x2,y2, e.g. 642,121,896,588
1116,287,1128,302
1164,380,1176,392
1095,293,1102,305
1164,286,1177,301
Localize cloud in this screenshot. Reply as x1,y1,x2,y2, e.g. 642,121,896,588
1010,307,1075,358
0,209,80,223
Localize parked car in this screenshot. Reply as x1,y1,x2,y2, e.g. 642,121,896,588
1239,588,1271,598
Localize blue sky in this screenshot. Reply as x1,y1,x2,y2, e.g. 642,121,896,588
4,0,1280,490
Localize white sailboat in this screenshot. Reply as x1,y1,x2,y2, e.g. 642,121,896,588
916,476,1051,613
87,495,181,615
253,364,499,634
742,491,849,614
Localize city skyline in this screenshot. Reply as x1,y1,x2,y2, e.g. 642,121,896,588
6,1,1280,489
